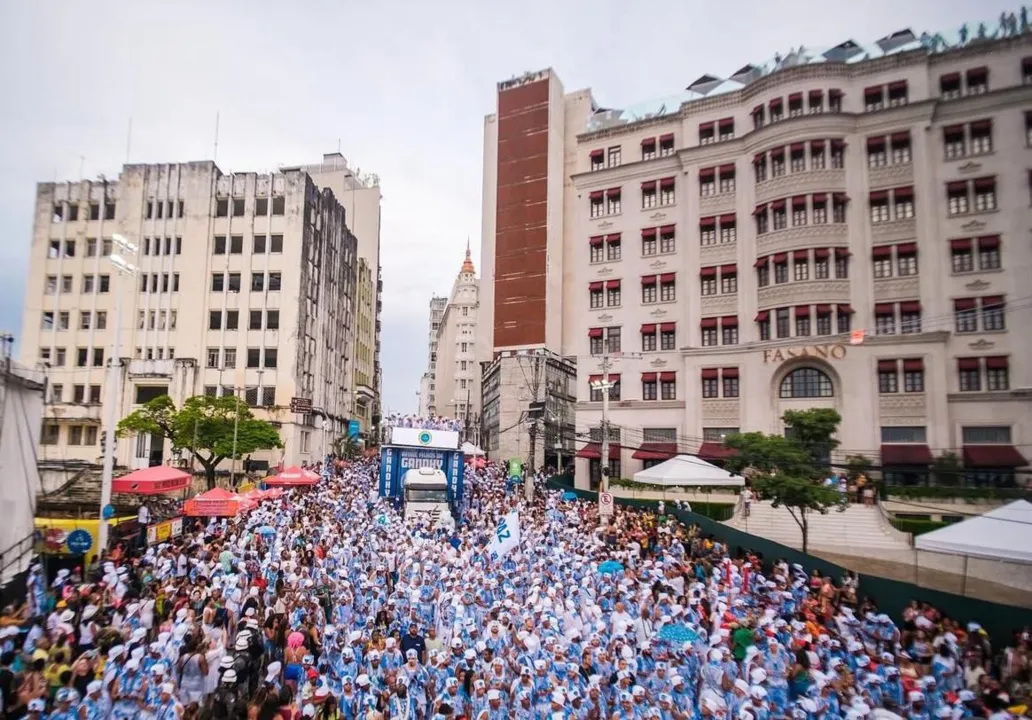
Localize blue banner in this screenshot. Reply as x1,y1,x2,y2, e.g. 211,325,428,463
379,445,466,505
348,420,360,438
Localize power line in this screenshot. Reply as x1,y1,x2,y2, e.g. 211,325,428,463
542,431,1032,527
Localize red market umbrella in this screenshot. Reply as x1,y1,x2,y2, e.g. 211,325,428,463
183,487,245,517
112,466,192,495
265,465,319,487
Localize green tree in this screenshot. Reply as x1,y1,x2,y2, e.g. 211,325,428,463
845,454,873,482
332,434,360,460
117,395,283,489
723,409,845,554
783,408,841,466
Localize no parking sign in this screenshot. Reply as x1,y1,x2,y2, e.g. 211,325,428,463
599,492,614,518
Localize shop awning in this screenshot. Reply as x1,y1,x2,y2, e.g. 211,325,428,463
880,444,934,466
111,466,192,494
632,443,679,460
265,465,320,487
184,487,246,517
696,442,736,460
575,443,622,460
963,445,1028,468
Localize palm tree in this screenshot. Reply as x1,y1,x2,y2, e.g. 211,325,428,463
332,434,360,460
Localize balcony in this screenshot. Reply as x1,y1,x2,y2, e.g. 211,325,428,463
879,392,926,419
871,275,920,302
699,191,736,216
701,398,740,423
868,162,914,189
870,217,916,243
699,241,737,265
700,294,739,316
755,168,845,204
356,383,375,399
755,222,847,256
128,359,175,377
47,403,102,422
757,278,850,310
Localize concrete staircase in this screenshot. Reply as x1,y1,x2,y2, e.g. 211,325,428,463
726,500,914,560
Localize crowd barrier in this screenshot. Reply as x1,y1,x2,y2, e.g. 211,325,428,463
546,476,1030,647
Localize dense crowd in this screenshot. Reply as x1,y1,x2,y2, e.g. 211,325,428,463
1,458,1028,720
384,414,464,433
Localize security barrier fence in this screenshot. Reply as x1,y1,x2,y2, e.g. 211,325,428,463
546,475,1031,647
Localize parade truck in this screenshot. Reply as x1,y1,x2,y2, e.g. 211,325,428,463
401,467,455,529
379,427,465,521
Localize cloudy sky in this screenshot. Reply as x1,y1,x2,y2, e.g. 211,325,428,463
0,0,990,413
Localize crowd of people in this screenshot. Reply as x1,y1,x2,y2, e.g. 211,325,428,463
384,414,464,433
1,457,1029,720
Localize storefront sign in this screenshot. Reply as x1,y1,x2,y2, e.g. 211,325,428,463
762,343,847,364
147,517,184,545
389,427,459,450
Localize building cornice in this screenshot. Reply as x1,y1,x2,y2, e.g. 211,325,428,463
576,400,686,412
930,84,1032,123
576,34,1032,145
947,389,1031,402
571,155,682,189
927,32,1032,66
678,330,950,357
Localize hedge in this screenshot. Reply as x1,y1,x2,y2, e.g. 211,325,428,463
884,485,1031,502
891,518,950,537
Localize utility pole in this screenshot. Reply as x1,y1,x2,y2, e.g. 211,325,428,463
98,235,137,553
598,330,612,493
524,353,543,503
230,387,240,488
464,384,471,444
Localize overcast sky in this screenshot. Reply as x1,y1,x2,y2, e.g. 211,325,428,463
0,0,992,414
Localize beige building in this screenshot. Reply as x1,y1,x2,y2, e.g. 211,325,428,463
430,247,482,439
287,153,383,436
417,296,447,417
481,26,1032,486
22,159,367,473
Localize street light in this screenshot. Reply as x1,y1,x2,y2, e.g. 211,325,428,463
97,233,137,553
322,419,331,460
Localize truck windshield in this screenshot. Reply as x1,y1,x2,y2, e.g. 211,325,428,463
406,488,448,503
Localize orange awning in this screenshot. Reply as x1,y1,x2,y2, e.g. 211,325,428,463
112,466,192,495
265,465,319,487
183,487,245,517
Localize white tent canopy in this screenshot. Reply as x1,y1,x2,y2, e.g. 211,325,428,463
460,441,485,456
915,499,1032,564
633,454,745,488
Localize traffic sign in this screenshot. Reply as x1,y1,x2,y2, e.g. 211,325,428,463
289,397,313,414
66,529,93,554
599,491,614,517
